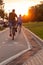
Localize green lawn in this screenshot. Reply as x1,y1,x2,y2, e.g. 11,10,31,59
23,22,43,39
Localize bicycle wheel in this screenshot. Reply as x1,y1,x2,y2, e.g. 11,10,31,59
12,27,15,40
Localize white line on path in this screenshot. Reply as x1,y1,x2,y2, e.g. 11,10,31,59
0,28,31,65
23,26,43,47
0,49,31,65
22,28,32,50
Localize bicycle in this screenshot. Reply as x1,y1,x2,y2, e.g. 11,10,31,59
11,25,17,40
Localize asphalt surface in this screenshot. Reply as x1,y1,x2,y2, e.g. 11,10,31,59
0,28,31,64
6,27,41,65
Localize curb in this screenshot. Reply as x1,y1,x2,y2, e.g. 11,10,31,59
22,28,32,49
23,26,43,47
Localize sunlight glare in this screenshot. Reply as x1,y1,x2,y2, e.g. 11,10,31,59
4,1,40,16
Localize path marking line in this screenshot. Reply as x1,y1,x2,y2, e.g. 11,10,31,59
0,28,31,65
0,49,30,65
22,28,32,50
23,26,43,47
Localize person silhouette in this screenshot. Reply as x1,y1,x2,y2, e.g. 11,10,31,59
17,14,22,33
8,9,17,37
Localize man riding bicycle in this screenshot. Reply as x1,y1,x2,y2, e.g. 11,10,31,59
17,14,22,33
9,9,17,39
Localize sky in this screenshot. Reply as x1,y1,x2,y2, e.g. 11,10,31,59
3,0,43,16
3,0,43,3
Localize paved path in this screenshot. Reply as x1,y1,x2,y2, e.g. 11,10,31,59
0,28,31,64
22,27,43,65
6,27,41,65
0,27,42,65
23,48,43,65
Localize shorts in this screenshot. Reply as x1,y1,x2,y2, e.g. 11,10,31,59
9,20,16,28
17,22,22,26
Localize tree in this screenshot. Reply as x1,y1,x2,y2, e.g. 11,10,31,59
28,3,43,21
0,0,4,10
0,9,4,18
0,0,3,5
0,0,4,18
28,6,36,21
35,4,43,21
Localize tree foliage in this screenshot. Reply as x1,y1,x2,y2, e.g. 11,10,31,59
23,2,43,22
28,3,43,21
0,9,4,18
0,0,3,5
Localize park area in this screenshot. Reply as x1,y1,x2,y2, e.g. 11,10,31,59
23,22,43,39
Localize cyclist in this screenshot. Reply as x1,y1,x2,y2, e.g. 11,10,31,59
8,9,17,39
17,14,22,33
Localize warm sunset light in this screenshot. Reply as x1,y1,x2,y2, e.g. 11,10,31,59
0,0,43,64
4,3,29,16
4,0,41,16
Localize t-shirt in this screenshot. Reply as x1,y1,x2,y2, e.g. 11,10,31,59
9,12,17,22
17,17,22,25
18,17,22,23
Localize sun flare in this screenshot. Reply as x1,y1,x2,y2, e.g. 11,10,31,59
4,1,40,16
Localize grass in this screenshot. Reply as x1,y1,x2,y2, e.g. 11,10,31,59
23,22,43,39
